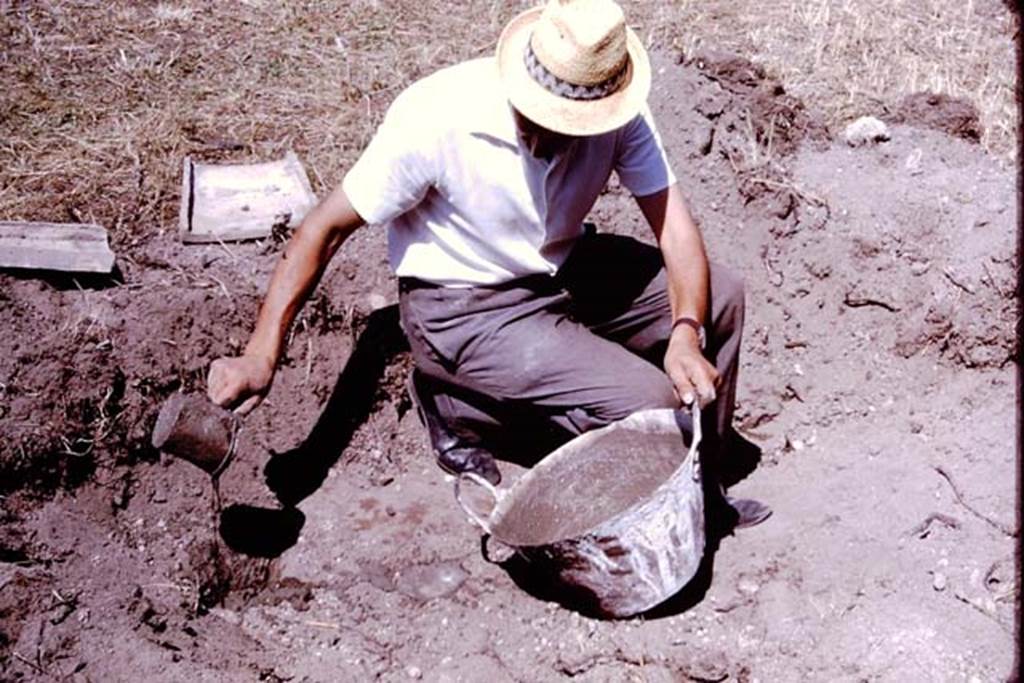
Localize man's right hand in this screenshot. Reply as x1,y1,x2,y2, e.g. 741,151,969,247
207,354,275,415
205,183,364,417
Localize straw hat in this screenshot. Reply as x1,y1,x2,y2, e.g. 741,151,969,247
497,0,651,136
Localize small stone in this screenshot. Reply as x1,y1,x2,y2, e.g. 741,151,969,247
367,293,389,310
406,666,422,679
209,607,242,625
395,561,469,601
909,260,931,276
932,572,947,592
845,116,891,146
737,577,760,595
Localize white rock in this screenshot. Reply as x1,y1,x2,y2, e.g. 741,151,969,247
932,571,947,592
366,292,389,310
905,148,924,175
406,666,423,679
844,116,891,147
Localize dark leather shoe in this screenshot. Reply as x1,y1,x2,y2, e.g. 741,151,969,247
437,446,502,485
407,371,502,485
724,495,772,529
706,490,772,536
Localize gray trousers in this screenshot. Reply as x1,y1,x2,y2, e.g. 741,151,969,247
398,231,745,463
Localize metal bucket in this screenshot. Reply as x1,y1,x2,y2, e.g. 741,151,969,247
456,406,705,618
151,393,240,478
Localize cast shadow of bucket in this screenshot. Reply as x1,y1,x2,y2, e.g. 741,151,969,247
495,533,721,620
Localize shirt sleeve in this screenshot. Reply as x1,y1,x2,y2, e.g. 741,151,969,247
613,107,678,197
341,89,439,225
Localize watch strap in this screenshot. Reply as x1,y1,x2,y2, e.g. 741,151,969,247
671,316,706,349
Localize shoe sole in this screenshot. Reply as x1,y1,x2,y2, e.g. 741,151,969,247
734,508,773,529
435,456,501,486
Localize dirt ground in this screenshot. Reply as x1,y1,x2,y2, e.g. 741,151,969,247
1,48,1019,681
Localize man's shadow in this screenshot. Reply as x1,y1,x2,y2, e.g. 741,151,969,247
263,304,410,506
219,305,409,558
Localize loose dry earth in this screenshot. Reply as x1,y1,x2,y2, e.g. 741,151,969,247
1,40,1019,683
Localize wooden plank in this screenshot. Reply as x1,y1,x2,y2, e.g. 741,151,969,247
179,151,317,244
0,221,116,273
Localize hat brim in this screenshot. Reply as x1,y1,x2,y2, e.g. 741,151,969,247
496,7,651,137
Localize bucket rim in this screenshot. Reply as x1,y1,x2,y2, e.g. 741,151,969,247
486,408,698,548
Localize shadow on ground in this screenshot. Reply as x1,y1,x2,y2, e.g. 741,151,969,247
263,304,409,508
495,529,729,620
217,305,409,558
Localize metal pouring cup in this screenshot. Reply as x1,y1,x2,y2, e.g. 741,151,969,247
151,393,240,477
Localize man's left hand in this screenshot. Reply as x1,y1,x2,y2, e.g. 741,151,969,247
664,324,719,407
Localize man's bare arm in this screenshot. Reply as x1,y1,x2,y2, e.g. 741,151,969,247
207,184,366,413
634,183,719,407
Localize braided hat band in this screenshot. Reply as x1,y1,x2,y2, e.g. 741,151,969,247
523,40,630,102
496,2,651,136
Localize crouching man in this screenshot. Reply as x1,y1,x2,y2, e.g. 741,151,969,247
208,0,769,529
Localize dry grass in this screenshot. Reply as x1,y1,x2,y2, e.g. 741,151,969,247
644,0,1019,162
0,0,1017,242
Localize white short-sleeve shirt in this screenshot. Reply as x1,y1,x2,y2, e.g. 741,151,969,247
342,57,676,287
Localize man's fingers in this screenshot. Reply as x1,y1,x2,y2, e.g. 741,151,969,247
672,374,696,406
207,372,231,407
694,374,717,406
207,359,245,408
235,393,263,416
669,356,719,408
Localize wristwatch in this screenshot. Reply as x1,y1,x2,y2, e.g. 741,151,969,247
671,316,706,350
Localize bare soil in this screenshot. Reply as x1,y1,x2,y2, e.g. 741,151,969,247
1,50,1018,682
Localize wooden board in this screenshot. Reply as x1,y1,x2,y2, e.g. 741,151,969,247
179,151,317,243
0,221,116,273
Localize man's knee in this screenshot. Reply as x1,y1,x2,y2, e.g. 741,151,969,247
710,265,745,334
599,372,678,423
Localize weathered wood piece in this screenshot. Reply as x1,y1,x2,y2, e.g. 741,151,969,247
179,151,317,243
0,221,116,273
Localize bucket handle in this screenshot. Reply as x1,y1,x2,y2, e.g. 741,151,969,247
454,472,501,534
689,401,702,482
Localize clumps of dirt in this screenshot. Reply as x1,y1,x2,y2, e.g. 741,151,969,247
0,265,262,502
787,123,1018,371
0,355,127,498
184,539,275,614
892,274,1018,369
0,568,54,661
650,49,1017,380
889,92,983,143
686,49,829,158
681,49,829,222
